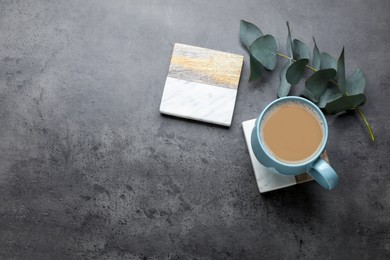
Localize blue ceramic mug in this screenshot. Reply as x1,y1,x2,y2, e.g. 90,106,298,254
251,96,339,190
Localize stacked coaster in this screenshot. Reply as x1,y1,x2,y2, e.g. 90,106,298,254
160,43,244,126
242,119,330,193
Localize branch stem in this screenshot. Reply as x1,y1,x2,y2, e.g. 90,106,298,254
356,107,375,141
276,53,292,60
276,52,375,141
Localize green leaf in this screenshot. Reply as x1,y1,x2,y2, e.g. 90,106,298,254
249,54,265,81
278,61,292,97
312,37,320,70
320,52,337,70
305,68,337,102
286,59,309,85
325,94,366,114
286,21,293,57
318,86,343,108
337,48,346,93
249,35,278,70
346,68,366,95
304,87,317,102
275,37,280,51
240,20,263,50
292,39,310,60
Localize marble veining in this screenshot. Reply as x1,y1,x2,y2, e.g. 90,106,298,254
160,44,243,126
160,77,237,126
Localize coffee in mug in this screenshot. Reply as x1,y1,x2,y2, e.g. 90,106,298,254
260,101,325,164
251,96,339,190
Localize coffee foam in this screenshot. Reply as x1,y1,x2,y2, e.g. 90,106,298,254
259,100,325,164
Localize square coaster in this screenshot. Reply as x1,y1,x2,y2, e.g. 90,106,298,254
160,43,244,126
242,119,330,193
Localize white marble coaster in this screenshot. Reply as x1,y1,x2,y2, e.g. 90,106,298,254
160,43,244,126
242,118,334,193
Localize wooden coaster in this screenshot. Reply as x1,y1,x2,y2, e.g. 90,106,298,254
160,43,243,126
242,118,330,193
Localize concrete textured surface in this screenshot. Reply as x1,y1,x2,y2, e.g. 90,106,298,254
0,0,389,259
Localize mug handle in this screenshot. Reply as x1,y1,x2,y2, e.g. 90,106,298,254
307,158,339,190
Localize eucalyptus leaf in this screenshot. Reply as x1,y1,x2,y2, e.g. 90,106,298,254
240,20,264,50
304,87,318,103
325,94,366,114
320,52,337,70
275,37,280,51
286,21,293,58
249,54,265,81
346,68,366,95
337,48,346,93
286,59,309,85
278,61,292,97
249,35,278,70
305,68,337,102
292,39,310,60
312,37,321,70
318,86,343,108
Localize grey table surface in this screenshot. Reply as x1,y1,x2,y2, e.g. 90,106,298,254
1,0,389,259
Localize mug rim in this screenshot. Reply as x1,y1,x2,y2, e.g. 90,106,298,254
255,96,328,167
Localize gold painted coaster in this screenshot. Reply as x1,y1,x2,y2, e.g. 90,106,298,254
160,43,244,126
242,118,330,193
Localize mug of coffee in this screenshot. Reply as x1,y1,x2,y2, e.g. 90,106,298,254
251,96,338,190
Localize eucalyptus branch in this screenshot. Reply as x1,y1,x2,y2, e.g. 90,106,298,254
240,20,374,141
277,52,375,141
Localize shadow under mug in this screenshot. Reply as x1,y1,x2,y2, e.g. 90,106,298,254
251,96,339,190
